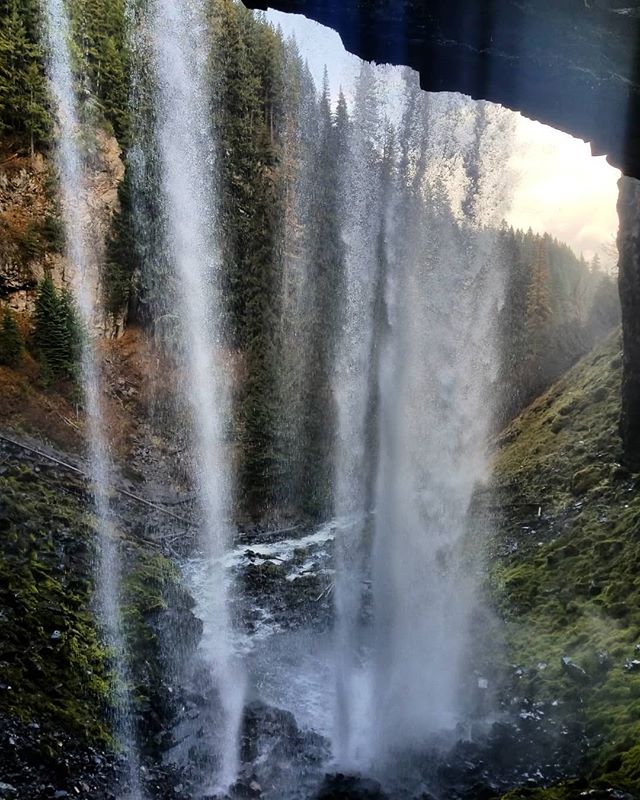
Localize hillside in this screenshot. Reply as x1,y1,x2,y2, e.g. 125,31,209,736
487,330,640,798
0,434,198,798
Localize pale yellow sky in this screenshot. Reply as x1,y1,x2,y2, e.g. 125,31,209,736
506,115,619,267
266,9,621,269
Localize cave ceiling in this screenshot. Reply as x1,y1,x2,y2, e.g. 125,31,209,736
244,0,640,178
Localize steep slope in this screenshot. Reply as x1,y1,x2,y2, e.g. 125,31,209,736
487,330,640,798
0,435,199,798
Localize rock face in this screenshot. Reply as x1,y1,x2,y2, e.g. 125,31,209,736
245,0,640,178
0,152,54,313
66,128,126,338
0,129,124,336
484,333,640,795
0,434,201,798
617,176,640,466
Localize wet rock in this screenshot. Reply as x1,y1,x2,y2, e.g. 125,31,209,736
315,773,388,800
239,700,329,794
241,700,321,763
229,775,262,798
571,466,601,495
562,656,589,683
591,386,608,403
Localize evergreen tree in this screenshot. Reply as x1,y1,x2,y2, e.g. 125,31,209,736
68,0,130,139
103,167,140,316
296,71,349,516
494,226,619,427
33,274,81,380
272,41,323,509
526,239,553,355
0,307,23,366
0,0,50,150
211,0,289,512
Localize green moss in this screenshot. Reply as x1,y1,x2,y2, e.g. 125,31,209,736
500,788,572,800
488,330,640,796
499,786,590,800
0,454,187,760
122,550,177,701
0,463,111,743
120,546,190,748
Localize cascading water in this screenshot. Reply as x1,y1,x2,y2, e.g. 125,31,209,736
370,177,502,759
331,73,515,775
42,4,517,792
144,0,244,789
332,62,384,768
40,1,143,796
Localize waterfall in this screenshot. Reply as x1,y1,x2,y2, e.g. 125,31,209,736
40,1,143,796
331,73,515,770
370,180,502,758
144,0,244,789
332,63,383,767
42,2,518,790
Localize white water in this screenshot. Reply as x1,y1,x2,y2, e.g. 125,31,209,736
371,211,502,758
332,84,514,770
43,5,517,790
41,1,143,797
332,63,383,768
149,0,244,789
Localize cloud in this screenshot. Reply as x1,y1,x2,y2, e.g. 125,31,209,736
506,115,620,264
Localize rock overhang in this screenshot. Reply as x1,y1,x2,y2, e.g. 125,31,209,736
244,0,640,178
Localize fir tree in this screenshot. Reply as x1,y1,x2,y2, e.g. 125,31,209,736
296,71,348,516
33,274,81,380
0,307,23,366
68,0,130,138
0,0,50,150
526,239,553,354
103,167,139,316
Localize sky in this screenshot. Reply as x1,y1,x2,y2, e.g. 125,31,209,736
265,9,620,270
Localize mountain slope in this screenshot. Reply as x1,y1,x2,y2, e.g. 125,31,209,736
488,330,640,798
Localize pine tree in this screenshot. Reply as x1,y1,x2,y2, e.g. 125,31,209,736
68,0,130,138
0,307,23,366
296,72,349,516
33,274,81,380
103,167,139,316
210,0,290,512
526,239,553,350
0,1,50,149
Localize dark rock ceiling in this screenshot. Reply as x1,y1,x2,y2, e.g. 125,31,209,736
244,0,640,178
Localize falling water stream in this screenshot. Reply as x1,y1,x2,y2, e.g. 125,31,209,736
41,0,143,796
146,0,245,790
332,63,384,769
331,88,515,775
41,4,517,795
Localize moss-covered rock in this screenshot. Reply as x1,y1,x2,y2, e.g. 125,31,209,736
0,435,199,792
485,330,640,797
0,459,111,744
